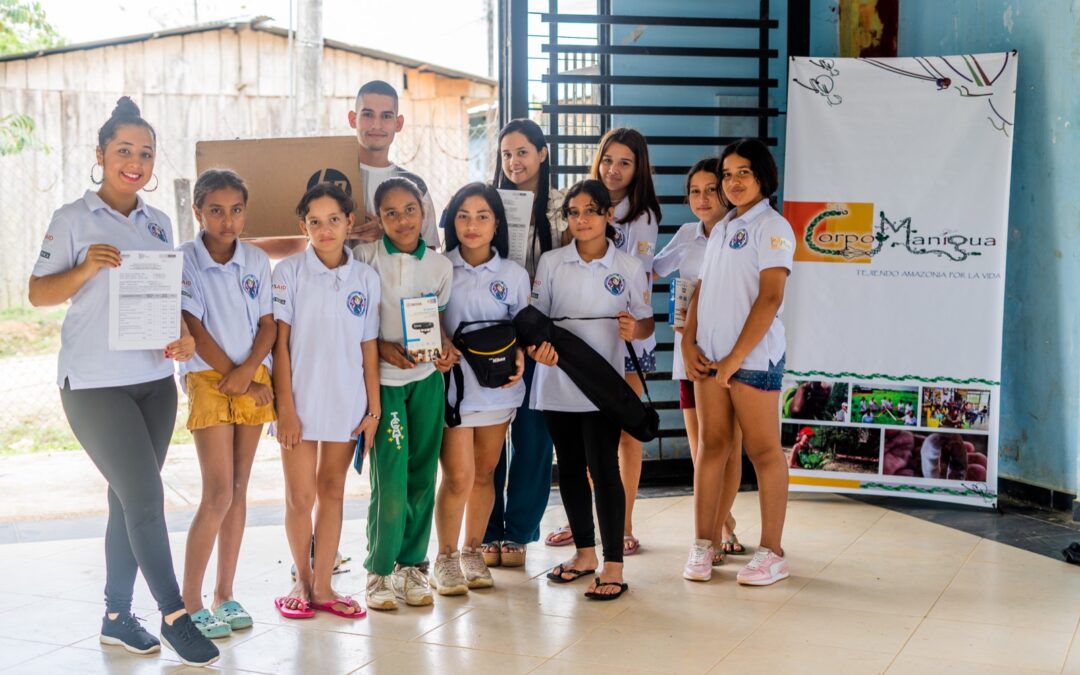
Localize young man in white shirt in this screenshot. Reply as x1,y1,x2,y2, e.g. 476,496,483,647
347,80,440,248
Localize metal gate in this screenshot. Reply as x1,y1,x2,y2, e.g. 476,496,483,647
500,0,783,458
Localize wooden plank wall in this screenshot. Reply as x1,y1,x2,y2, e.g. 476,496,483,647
0,26,495,307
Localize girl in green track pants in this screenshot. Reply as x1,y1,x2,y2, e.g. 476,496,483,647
352,177,456,610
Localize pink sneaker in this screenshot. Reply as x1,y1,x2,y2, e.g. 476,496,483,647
736,548,789,586
682,539,714,581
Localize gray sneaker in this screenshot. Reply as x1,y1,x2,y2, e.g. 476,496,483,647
461,546,494,589
392,565,434,606
431,552,469,596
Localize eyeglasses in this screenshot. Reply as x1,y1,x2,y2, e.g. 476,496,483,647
721,169,755,183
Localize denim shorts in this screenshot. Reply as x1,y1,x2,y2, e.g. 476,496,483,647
721,355,785,392
624,347,658,375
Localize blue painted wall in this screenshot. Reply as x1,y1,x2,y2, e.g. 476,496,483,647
807,0,1080,495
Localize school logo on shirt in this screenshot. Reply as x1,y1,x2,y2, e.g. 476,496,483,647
604,273,626,296
242,274,259,299
636,240,654,256
611,227,626,249
489,280,508,302
346,291,368,317
729,228,749,249
147,222,168,243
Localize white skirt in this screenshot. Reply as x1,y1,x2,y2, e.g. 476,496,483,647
448,407,517,429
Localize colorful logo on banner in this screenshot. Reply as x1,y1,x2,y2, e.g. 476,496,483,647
785,201,998,264
346,291,367,317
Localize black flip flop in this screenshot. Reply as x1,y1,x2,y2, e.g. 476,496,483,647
546,564,596,584
584,580,629,601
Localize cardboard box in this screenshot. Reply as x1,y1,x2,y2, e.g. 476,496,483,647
195,136,365,239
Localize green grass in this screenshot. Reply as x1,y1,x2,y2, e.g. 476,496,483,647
0,413,193,455
0,306,66,358
853,389,919,426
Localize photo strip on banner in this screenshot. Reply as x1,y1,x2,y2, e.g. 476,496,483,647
781,53,1017,507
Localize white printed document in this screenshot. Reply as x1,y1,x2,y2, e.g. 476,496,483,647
497,189,536,268
401,295,442,363
108,250,183,350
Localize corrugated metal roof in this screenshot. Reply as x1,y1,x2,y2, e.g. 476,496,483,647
0,15,496,86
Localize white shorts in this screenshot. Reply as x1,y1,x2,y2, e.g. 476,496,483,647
449,408,517,429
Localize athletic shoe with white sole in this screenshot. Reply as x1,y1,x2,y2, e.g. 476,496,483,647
392,565,434,606
366,573,398,611
460,546,494,589
99,612,160,654
159,614,220,667
682,539,715,582
736,548,789,586
431,552,469,596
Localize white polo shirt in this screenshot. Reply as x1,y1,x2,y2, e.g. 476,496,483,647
442,248,529,412
178,232,272,378
696,200,795,370
529,240,652,412
612,198,658,358
653,220,718,381
32,191,176,389
353,236,453,386
272,246,381,442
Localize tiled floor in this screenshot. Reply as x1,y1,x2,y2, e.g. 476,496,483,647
1,492,1078,674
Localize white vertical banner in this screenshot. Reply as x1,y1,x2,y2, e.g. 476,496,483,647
781,53,1017,507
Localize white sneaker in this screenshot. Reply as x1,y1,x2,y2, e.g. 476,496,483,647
392,565,434,606
460,546,494,589
431,553,469,596
682,539,714,582
365,573,397,611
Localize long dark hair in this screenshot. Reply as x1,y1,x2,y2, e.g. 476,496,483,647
589,127,662,226
492,118,553,253
440,182,510,259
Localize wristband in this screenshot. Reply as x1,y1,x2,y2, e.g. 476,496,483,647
366,412,381,421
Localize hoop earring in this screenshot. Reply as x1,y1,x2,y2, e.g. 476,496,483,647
143,174,159,192
90,164,103,185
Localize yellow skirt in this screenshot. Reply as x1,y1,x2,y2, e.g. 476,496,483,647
185,364,276,430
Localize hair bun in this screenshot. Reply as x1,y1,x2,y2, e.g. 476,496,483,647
111,96,141,119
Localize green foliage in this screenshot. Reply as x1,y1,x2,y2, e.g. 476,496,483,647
0,0,63,55
0,113,49,156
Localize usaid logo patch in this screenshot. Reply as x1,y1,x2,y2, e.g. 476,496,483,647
242,274,259,299
729,228,749,249
147,222,168,242
604,273,626,296
490,280,508,301
346,291,367,317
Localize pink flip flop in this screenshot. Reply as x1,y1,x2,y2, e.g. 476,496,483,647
312,597,366,619
623,535,641,556
274,596,315,619
544,525,575,547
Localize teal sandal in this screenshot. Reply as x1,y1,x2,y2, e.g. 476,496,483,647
190,608,232,639
213,600,253,631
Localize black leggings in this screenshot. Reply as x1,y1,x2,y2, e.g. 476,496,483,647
543,410,625,564
60,376,185,616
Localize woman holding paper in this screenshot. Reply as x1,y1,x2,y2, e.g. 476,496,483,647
653,159,745,575
27,97,219,667
483,119,568,569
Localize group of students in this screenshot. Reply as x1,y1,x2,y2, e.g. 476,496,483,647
27,79,796,668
